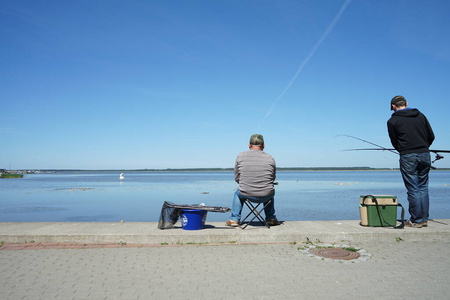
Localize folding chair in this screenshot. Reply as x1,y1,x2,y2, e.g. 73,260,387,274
240,198,273,229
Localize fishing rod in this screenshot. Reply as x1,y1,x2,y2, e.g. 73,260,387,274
336,135,450,167
335,135,398,155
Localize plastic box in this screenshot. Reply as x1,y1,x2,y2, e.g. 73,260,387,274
360,195,398,227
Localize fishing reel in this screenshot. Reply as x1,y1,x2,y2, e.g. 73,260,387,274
432,153,444,164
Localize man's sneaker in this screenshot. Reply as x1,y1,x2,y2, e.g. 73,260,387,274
405,219,422,228
225,220,239,227
266,219,281,226
421,221,428,227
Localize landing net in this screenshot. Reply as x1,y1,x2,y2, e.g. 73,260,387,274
158,201,231,229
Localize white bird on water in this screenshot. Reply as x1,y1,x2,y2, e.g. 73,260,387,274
119,173,124,180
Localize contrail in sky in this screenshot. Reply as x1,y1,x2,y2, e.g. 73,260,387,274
258,0,351,128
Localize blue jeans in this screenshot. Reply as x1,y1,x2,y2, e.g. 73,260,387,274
400,152,431,223
229,190,276,221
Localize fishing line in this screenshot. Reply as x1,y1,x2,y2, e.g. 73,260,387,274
258,0,352,129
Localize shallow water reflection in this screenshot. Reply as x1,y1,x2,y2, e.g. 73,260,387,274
1,171,449,222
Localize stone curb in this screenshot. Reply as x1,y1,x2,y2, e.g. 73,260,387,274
1,220,449,245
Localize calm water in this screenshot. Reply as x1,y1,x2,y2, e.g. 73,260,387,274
1,171,449,222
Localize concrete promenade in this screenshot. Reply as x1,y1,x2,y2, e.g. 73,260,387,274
1,220,450,299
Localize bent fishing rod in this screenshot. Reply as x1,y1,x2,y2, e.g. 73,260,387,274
335,135,450,166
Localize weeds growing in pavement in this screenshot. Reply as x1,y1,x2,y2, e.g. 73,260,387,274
342,246,359,252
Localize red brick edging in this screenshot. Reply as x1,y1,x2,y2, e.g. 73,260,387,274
0,241,292,250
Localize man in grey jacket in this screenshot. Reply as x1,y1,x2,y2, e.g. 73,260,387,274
225,134,280,227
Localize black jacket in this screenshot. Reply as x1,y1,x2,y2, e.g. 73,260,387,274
387,108,435,155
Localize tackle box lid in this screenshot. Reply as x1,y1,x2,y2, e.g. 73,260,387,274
360,195,398,205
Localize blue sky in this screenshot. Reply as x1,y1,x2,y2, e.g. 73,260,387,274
1,0,450,170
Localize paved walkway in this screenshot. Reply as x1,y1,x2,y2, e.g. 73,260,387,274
1,220,450,299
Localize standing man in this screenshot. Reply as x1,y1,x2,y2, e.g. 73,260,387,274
226,134,280,227
387,95,435,228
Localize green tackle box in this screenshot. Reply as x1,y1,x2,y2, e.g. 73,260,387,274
359,195,398,227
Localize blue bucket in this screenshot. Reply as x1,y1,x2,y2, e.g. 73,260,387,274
181,209,207,230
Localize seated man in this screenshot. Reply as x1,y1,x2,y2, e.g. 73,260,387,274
226,134,280,227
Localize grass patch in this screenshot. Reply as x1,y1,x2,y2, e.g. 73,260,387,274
342,246,360,252
1,173,24,179
316,245,334,249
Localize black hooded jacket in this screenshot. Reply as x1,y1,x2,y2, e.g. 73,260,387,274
387,108,434,155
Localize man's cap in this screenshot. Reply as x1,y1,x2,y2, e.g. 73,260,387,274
249,134,264,146
391,95,406,110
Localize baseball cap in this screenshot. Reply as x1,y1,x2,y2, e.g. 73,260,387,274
249,134,264,146
391,95,406,110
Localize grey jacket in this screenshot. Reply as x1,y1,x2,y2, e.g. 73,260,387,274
234,149,276,197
